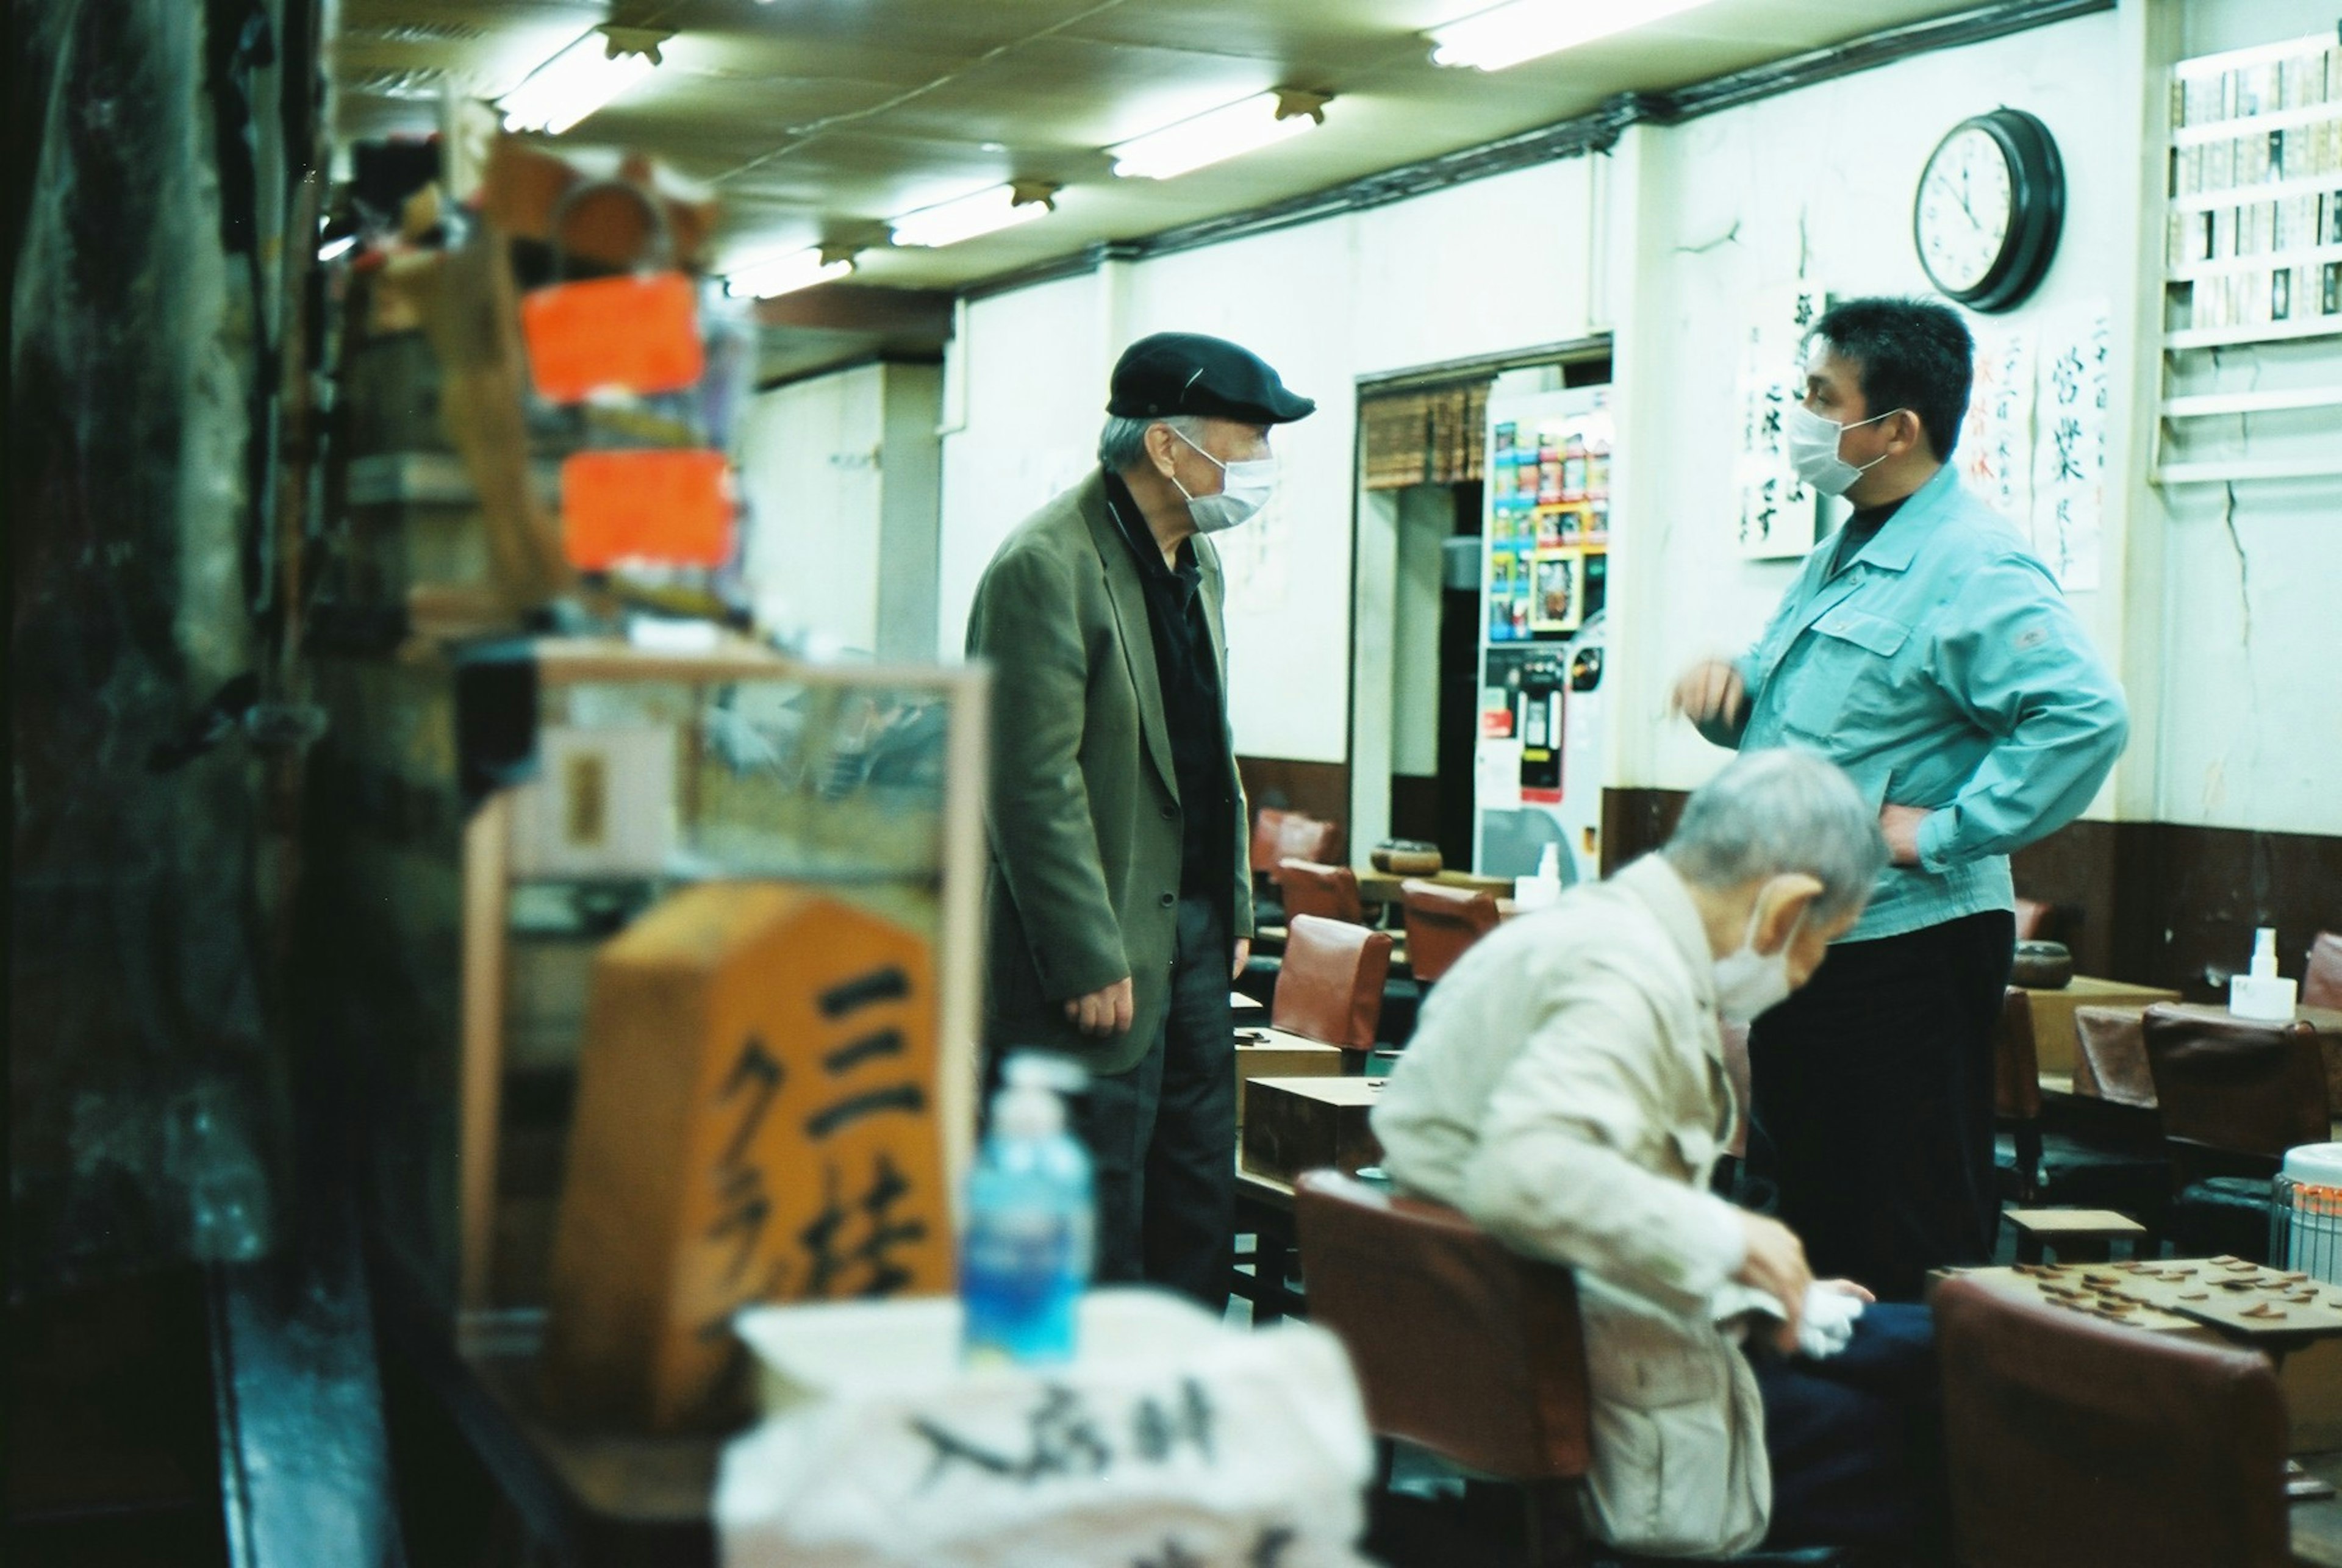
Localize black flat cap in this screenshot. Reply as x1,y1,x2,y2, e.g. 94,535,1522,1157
1106,332,1316,425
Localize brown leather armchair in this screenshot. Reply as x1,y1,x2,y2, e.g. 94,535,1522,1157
1270,914,1391,1055
1398,878,1500,984
2071,1006,2155,1109
1294,1171,1594,1566
1278,859,1366,926
1934,1273,2291,1568
2143,1002,2327,1261
1272,814,1344,878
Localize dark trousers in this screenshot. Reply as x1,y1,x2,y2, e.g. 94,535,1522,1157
1747,911,2014,1303
1072,895,1234,1307
1750,1301,1946,1555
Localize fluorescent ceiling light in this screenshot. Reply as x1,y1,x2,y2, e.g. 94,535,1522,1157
1428,0,1715,71
725,248,854,299
889,184,1056,249
1108,90,1331,181
498,27,669,135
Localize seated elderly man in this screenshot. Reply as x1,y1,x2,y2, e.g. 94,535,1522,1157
1373,749,1939,1561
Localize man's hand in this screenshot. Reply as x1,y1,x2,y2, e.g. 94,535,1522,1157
1816,1279,1875,1304
1064,977,1135,1038
1230,939,1251,981
1672,660,1748,744
1734,1212,1814,1355
1878,804,1931,867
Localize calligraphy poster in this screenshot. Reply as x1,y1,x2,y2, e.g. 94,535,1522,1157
2030,307,2110,591
1735,286,1833,559
1959,326,2036,526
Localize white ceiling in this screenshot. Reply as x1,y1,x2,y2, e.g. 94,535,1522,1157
335,0,1999,296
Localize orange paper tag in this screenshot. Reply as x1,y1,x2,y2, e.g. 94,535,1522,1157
520,271,704,403
560,448,734,568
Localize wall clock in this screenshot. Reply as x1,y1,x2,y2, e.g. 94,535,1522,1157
1913,107,2064,313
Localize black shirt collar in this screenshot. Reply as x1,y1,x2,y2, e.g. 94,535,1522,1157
1102,469,1197,584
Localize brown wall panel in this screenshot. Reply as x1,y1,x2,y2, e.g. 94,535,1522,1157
1600,788,2340,998
1236,757,1350,836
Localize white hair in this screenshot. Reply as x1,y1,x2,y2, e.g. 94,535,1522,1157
1097,413,1211,472
1661,749,1888,923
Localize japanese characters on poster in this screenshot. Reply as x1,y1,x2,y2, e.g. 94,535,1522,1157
1959,326,2036,528
1736,286,1832,558
2030,308,2110,592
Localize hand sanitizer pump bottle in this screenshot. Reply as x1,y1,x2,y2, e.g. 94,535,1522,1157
2230,927,2299,1022
961,1054,1094,1365
1514,843,1563,911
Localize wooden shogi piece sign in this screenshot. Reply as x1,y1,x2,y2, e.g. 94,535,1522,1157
1241,1076,1386,1184
1234,1028,1344,1126
540,882,953,1433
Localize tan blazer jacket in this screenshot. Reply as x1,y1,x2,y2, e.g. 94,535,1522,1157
965,471,1252,1074
1371,854,1770,1557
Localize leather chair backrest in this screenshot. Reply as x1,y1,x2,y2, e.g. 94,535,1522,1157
1935,1274,2290,1568
1248,807,1291,878
2307,931,2342,1011
1993,986,2043,1121
1294,1170,1592,1483
1272,914,1392,1052
1398,879,1499,984
2141,1003,2327,1161
1273,814,1344,877
2072,1006,2157,1109
2013,896,2052,942
1278,859,1365,926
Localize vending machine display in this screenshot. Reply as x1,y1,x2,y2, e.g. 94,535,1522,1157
1475,384,1613,881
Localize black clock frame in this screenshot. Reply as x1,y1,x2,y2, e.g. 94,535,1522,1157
1913,107,2065,313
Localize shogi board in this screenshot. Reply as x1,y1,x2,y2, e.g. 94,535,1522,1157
1234,1029,1344,1126
1242,1076,1386,1184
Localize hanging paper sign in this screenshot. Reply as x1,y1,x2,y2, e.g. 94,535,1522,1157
560,448,735,568
520,270,706,403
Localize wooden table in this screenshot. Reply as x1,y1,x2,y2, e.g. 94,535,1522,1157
1231,990,1264,1014
1353,867,1513,906
1233,1159,1302,1325
2022,977,2183,1073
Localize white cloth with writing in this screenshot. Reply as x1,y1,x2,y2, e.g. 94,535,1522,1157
717,1289,1376,1568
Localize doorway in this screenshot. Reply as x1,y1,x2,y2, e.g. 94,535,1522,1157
1348,343,1613,875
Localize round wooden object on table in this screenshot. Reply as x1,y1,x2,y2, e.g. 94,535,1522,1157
1370,840,1442,877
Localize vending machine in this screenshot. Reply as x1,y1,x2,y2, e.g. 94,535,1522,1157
1473,383,1613,883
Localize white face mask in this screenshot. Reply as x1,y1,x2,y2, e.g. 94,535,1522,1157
1713,897,1803,1025
1167,426,1276,533
1783,403,1901,498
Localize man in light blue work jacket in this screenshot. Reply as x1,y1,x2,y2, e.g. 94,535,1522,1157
1675,296,2129,1301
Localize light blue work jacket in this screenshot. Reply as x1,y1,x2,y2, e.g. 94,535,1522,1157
1731,462,2129,943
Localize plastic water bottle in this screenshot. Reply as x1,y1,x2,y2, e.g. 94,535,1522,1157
961,1054,1094,1366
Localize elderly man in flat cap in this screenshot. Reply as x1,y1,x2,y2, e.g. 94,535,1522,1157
966,332,1315,1303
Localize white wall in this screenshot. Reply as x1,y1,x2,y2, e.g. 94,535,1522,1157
937,160,1599,764
1390,484,1452,778
1613,9,2141,806
740,365,885,656
930,0,2342,839
2142,0,2342,835
739,362,944,661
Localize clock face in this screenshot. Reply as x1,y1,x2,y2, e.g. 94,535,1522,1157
1918,126,2016,295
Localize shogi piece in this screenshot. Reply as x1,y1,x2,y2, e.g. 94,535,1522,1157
1244,1076,1386,1184
541,883,952,1433
1235,1031,1345,1125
